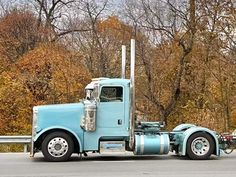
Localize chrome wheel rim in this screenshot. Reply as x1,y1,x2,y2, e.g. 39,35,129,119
48,137,68,158
191,137,210,156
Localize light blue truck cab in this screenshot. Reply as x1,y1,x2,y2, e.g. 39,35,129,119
31,78,132,161
31,77,220,161
31,40,220,161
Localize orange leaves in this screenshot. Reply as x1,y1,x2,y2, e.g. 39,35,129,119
0,42,91,135
0,73,33,135
97,16,132,42
1,2,236,137
0,10,40,63
17,43,91,103
0,8,92,136
98,16,122,31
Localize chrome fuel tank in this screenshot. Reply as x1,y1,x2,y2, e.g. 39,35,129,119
134,134,170,155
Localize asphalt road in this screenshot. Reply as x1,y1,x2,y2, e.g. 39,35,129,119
0,151,236,177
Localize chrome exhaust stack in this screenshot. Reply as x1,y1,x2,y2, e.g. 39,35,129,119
121,45,126,79
129,39,135,150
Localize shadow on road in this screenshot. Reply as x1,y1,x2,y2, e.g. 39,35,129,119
31,152,220,162
32,153,177,162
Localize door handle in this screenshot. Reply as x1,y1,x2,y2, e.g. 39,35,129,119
118,119,122,125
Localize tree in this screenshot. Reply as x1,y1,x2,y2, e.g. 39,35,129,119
0,72,33,135
183,0,236,132
0,9,40,72
124,0,197,124
16,43,91,104
71,14,133,77
32,0,90,42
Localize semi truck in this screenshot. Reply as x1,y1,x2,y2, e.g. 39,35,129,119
30,39,234,162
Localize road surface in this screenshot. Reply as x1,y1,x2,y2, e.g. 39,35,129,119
0,151,236,177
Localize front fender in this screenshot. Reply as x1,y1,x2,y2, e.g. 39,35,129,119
180,127,219,156
34,126,83,152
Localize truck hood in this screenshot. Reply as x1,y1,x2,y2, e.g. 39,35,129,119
34,103,84,132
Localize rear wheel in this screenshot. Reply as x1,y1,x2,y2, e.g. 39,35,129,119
42,131,74,162
187,132,214,160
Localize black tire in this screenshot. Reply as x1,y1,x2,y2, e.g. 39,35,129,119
186,132,215,160
42,131,74,162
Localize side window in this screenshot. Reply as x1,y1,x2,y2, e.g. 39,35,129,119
100,86,123,102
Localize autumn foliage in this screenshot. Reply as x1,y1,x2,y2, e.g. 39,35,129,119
0,0,236,148
0,10,91,140
17,43,91,104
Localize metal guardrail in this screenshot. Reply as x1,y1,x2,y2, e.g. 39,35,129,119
0,136,31,153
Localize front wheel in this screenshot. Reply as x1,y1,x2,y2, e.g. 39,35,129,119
187,132,215,160
42,131,74,162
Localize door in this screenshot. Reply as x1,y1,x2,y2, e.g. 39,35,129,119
97,86,125,128
83,85,126,150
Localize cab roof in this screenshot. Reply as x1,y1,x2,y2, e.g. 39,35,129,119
85,78,130,90
98,78,130,86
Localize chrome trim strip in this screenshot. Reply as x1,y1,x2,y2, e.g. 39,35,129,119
140,135,144,154
160,135,164,154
